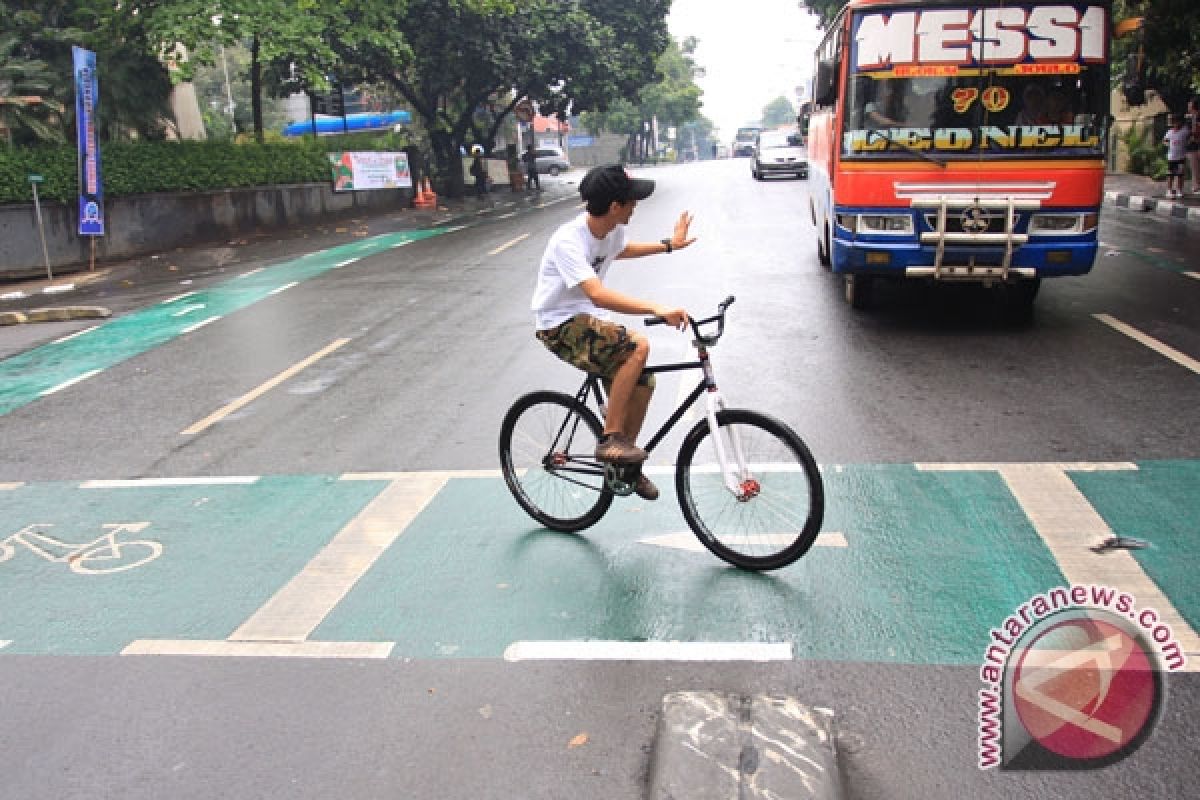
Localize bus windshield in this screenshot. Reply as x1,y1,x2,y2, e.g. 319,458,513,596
841,3,1110,160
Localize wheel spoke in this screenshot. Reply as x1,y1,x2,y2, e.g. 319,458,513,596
678,411,823,570
500,392,612,532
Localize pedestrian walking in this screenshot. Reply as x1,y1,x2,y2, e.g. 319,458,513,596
1163,114,1190,199
470,146,489,197
523,143,541,192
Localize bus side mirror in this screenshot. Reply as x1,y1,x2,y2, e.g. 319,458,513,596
815,61,837,107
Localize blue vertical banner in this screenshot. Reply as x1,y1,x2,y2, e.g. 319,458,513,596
72,46,104,236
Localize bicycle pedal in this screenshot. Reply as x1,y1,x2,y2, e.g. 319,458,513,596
603,463,639,497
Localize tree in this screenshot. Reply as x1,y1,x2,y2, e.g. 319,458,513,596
802,0,843,27
143,0,406,142
339,0,671,195
0,33,65,146
1127,0,1200,110
1,0,176,144
579,36,707,164
762,95,797,128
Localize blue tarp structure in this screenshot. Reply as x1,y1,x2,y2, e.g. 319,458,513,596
283,110,412,137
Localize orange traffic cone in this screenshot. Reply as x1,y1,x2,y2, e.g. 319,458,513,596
412,176,431,208
423,176,437,207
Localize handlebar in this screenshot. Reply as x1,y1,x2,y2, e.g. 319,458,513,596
644,295,735,347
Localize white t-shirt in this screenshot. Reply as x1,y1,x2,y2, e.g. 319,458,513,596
531,213,628,330
1164,126,1190,162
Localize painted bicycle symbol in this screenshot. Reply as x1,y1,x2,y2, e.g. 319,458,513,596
0,523,161,575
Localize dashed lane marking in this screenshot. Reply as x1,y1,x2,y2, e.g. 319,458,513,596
122,640,393,659
488,233,530,255
181,337,350,435
39,369,100,397
181,316,219,334
80,476,259,489
52,326,98,344
1093,314,1200,375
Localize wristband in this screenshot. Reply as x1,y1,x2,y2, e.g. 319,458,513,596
661,238,673,254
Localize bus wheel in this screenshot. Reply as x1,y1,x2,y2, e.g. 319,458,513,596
817,222,831,268
845,275,873,309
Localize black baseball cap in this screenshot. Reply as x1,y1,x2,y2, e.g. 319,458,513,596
579,164,655,207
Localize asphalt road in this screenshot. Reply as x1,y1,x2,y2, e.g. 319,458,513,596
2,159,1199,798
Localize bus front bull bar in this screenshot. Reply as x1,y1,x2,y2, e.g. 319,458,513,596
906,196,1042,282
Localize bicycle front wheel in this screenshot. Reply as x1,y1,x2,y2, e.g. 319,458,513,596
70,540,162,574
499,391,613,532
676,409,824,570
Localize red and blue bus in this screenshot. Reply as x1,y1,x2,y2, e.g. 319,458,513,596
807,0,1111,311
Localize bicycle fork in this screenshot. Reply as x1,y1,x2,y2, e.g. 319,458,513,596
703,390,756,500
695,348,756,501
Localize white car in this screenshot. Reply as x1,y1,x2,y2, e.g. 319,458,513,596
751,130,808,180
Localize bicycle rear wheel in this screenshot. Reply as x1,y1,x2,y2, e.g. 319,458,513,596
499,391,613,532
676,409,824,570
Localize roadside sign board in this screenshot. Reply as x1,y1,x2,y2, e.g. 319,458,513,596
72,46,104,237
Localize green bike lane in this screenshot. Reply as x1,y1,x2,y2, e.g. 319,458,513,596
2,461,1197,666
0,227,452,417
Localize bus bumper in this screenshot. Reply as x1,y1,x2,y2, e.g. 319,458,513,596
830,237,1098,279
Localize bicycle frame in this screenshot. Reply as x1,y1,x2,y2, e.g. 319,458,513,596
572,307,754,498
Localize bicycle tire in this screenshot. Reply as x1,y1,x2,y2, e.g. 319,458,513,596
70,540,162,574
499,390,613,532
675,409,824,570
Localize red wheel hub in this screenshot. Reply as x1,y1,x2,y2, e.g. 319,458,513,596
738,479,761,501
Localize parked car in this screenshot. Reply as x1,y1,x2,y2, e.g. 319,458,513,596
532,146,571,175
751,130,808,180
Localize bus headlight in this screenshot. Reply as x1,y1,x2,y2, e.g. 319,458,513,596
837,213,913,235
1028,213,1098,235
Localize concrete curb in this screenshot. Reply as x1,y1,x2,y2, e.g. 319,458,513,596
0,306,112,326
1104,190,1200,223
647,692,844,799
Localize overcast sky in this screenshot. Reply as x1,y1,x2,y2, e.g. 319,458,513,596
668,0,823,140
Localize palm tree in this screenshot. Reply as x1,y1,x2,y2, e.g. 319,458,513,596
0,33,66,146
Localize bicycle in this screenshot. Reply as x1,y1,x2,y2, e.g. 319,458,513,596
0,523,161,575
499,296,824,571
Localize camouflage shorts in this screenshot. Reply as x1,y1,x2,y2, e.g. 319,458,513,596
536,314,655,388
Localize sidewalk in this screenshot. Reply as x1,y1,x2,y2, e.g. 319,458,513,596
0,179,580,326
1103,170,1200,221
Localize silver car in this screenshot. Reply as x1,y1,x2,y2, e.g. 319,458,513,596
533,146,571,176
751,130,808,180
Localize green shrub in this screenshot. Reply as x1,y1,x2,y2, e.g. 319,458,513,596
1121,123,1168,181
0,132,412,205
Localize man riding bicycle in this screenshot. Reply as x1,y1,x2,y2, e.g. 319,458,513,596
531,164,696,501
